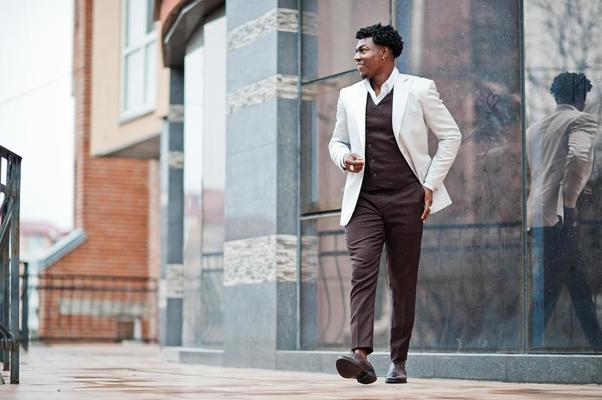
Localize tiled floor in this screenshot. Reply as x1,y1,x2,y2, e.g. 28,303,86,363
1,344,601,399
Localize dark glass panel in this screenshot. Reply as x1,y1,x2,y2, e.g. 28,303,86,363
301,0,390,81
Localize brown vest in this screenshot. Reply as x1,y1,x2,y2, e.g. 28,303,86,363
362,89,418,192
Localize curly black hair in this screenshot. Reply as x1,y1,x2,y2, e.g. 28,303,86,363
550,72,593,104
356,23,404,58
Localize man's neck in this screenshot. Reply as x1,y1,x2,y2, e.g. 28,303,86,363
369,65,395,96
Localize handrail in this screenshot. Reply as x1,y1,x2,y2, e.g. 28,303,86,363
0,145,22,384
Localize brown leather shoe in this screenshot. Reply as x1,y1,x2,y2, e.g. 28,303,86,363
336,353,377,384
385,360,407,384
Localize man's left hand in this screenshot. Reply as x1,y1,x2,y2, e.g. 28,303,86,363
563,207,579,239
421,187,433,222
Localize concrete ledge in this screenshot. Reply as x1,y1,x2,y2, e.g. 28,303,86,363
180,348,224,366
274,351,602,384
165,347,602,384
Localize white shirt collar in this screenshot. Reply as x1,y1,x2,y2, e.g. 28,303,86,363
556,104,578,112
363,67,399,105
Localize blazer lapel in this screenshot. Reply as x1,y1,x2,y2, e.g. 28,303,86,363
354,84,368,151
392,75,411,139
392,75,420,177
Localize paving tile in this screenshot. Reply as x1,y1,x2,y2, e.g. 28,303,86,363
0,344,601,399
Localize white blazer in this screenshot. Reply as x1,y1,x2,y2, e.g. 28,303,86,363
329,73,462,226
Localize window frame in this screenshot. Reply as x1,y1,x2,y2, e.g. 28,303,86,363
120,0,157,121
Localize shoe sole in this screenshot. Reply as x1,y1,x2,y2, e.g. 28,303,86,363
385,377,407,384
336,357,363,379
336,356,377,384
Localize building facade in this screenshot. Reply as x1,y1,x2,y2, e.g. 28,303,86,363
55,0,602,383
153,0,602,383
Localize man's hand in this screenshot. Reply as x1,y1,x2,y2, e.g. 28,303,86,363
343,153,365,173
421,187,433,222
563,207,579,239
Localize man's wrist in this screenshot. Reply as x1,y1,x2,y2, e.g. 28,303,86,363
341,152,351,169
563,207,579,226
423,182,435,192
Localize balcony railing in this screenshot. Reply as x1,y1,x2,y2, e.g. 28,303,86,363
28,273,158,343
0,145,22,384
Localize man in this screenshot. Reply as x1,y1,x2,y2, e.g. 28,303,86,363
527,72,602,350
329,23,461,384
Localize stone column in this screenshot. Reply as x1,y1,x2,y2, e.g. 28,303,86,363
223,0,300,368
160,68,185,346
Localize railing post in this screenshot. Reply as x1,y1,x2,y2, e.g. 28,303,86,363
21,262,29,352
9,156,21,383
0,147,22,384
1,234,7,372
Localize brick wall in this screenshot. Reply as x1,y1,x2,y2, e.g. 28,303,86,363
38,0,159,341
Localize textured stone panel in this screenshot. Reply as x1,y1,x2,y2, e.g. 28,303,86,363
224,234,298,286
228,9,316,51
227,74,298,114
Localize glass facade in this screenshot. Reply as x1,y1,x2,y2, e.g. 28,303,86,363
301,71,358,214
171,0,602,357
524,0,602,352
299,0,602,355
182,8,226,348
299,0,394,351
301,0,391,81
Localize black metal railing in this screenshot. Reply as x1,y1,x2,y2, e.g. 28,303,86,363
0,145,22,384
25,273,158,343
19,262,28,352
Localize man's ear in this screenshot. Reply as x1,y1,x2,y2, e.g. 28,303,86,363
381,46,390,60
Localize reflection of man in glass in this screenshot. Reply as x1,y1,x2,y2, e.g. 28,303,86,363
329,24,461,384
527,72,602,350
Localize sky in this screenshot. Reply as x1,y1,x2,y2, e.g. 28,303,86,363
0,0,74,231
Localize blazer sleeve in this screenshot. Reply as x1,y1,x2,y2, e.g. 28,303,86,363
419,80,462,191
563,113,597,207
328,90,351,173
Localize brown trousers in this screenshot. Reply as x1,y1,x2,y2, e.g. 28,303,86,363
345,181,424,362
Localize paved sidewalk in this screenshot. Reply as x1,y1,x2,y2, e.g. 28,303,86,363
1,344,601,399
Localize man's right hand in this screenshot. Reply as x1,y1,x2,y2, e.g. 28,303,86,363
343,153,365,173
